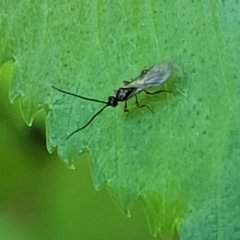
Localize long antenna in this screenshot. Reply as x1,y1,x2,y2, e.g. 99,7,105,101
67,104,109,139
52,86,108,104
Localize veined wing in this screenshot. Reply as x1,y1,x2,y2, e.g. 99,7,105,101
124,62,172,90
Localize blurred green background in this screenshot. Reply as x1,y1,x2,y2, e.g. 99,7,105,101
0,64,154,240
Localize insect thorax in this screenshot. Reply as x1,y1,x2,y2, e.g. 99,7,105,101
116,88,136,101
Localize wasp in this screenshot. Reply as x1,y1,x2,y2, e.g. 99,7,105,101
52,62,173,139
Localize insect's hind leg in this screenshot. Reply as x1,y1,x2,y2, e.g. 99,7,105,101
123,80,131,86
135,95,154,113
124,101,129,112
144,89,173,95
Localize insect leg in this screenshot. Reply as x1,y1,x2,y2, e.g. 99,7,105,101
144,89,173,95
124,101,129,112
135,95,154,113
140,69,148,76
123,80,131,86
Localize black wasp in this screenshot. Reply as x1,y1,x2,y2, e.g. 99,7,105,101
52,62,173,139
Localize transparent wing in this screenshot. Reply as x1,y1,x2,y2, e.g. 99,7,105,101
124,62,172,90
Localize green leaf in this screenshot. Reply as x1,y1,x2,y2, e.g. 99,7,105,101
2,0,240,238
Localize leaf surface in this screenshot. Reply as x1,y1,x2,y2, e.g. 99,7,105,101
1,0,240,238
